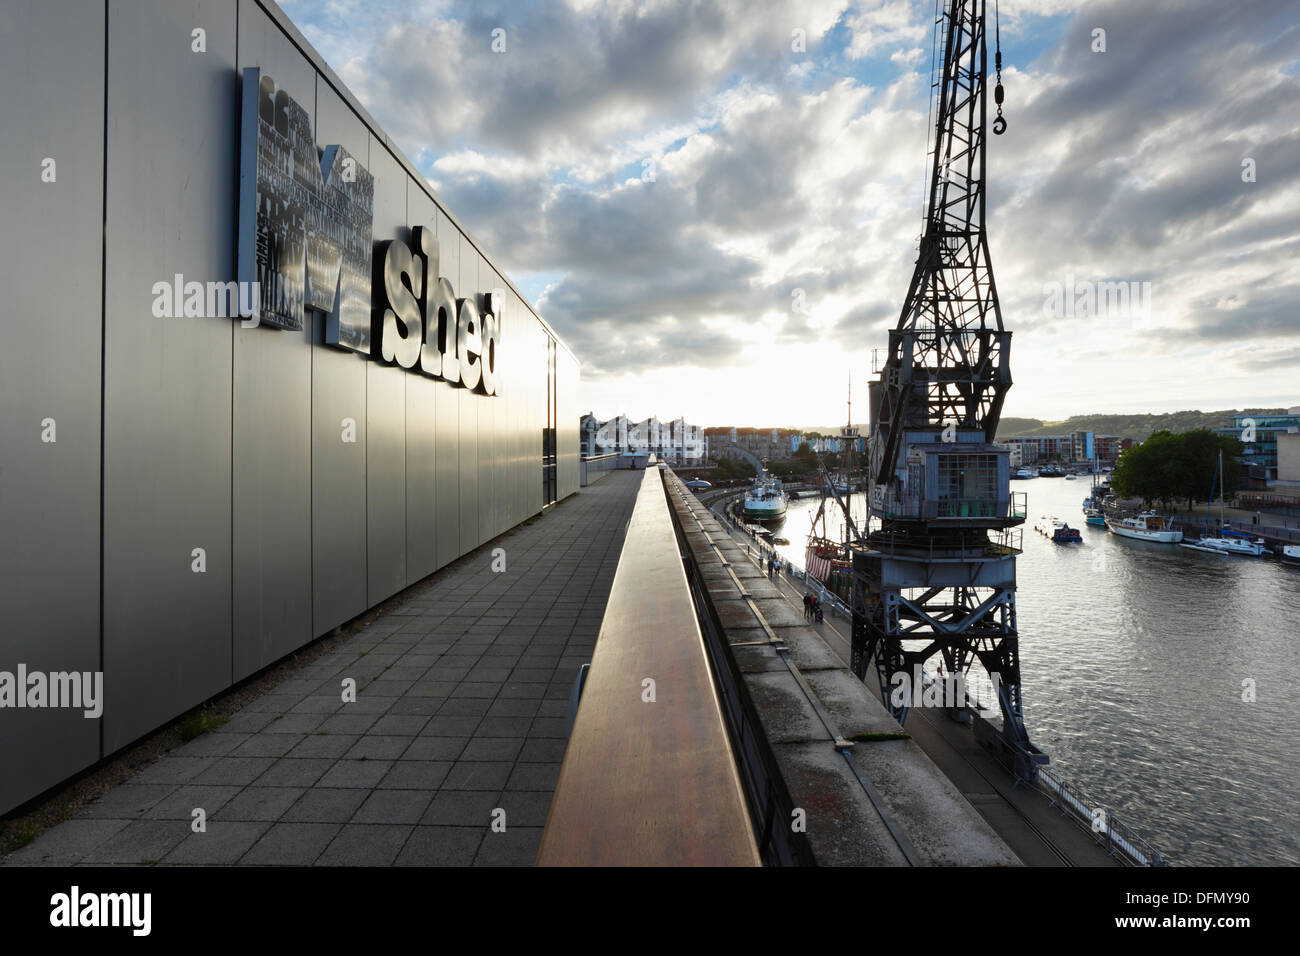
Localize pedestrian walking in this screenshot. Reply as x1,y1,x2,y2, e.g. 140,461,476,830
814,604,823,624
803,593,812,619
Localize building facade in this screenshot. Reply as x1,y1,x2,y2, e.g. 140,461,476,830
1276,432,1300,489
1215,408,1300,480
1003,433,1132,467
994,441,1023,468
0,0,579,814
794,433,867,455
706,426,802,462
580,413,706,463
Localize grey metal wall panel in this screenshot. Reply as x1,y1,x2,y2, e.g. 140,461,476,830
524,295,545,516
512,290,534,522
312,334,369,632
457,236,481,552
232,323,314,680
434,211,461,567
366,140,407,603
0,0,581,815
405,376,438,584
478,261,499,539
457,385,480,553
510,290,531,520
558,348,581,499
310,76,370,633
0,0,104,812
232,1,316,680
404,187,442,583
101,0,236,751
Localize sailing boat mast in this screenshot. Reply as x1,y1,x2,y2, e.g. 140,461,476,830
1219,449,1225,531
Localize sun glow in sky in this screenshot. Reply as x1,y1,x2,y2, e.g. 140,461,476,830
287,0,1300,428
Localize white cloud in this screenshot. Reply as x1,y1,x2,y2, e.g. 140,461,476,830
294,0,1300,425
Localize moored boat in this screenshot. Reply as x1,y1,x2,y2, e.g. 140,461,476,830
1083,508,1107,527
1035,515,1082,543
1180,536,1271,557
1178,450,1266,555
742,474,788,520
1282,544,1300,566
1081,464,1109,526
1106,511,1183,543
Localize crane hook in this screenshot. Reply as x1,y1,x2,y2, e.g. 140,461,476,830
992,44,1007,135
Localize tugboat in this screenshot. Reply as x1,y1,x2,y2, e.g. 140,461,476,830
742,473,788,521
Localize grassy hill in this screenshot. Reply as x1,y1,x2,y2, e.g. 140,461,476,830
780,409,1286,442
994,409,1286,443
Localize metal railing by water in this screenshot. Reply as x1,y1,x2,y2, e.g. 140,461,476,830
537,467,761,866
961,703,1170,867
1035,767,1170,867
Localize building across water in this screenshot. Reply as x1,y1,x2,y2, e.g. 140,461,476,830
1215,407,1300,483
580,413,707,465
0,0,579,815
1004,433,1134,467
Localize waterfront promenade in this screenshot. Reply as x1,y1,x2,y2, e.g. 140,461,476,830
2,471,642,867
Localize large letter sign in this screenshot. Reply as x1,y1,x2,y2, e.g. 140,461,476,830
235,68,500,394
374,228,502,396
237,69,375,352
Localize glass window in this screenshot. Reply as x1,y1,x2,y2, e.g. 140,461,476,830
934,453,998,515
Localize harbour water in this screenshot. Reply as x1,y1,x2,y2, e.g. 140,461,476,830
767,479,1300,866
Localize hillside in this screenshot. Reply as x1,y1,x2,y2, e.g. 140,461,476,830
994,409,1285,442
776,409,1286,442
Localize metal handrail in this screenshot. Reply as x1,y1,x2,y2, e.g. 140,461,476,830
1033,766,1170,867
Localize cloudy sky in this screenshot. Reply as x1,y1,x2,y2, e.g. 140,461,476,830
286,0,1300,427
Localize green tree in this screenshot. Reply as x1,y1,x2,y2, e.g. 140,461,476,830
1110,429,1243,509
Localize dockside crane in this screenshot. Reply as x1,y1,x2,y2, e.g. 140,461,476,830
854,0,1047,780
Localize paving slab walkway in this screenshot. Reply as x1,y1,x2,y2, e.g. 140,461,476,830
4,470,642,867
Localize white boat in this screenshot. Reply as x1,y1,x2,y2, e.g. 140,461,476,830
1106,511,1183,543
1282,545,1300,567
1064,474,1077,480
1180,536,1271,556
1013,467,1036,480
742,475,788,520
1179,451,1267,555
